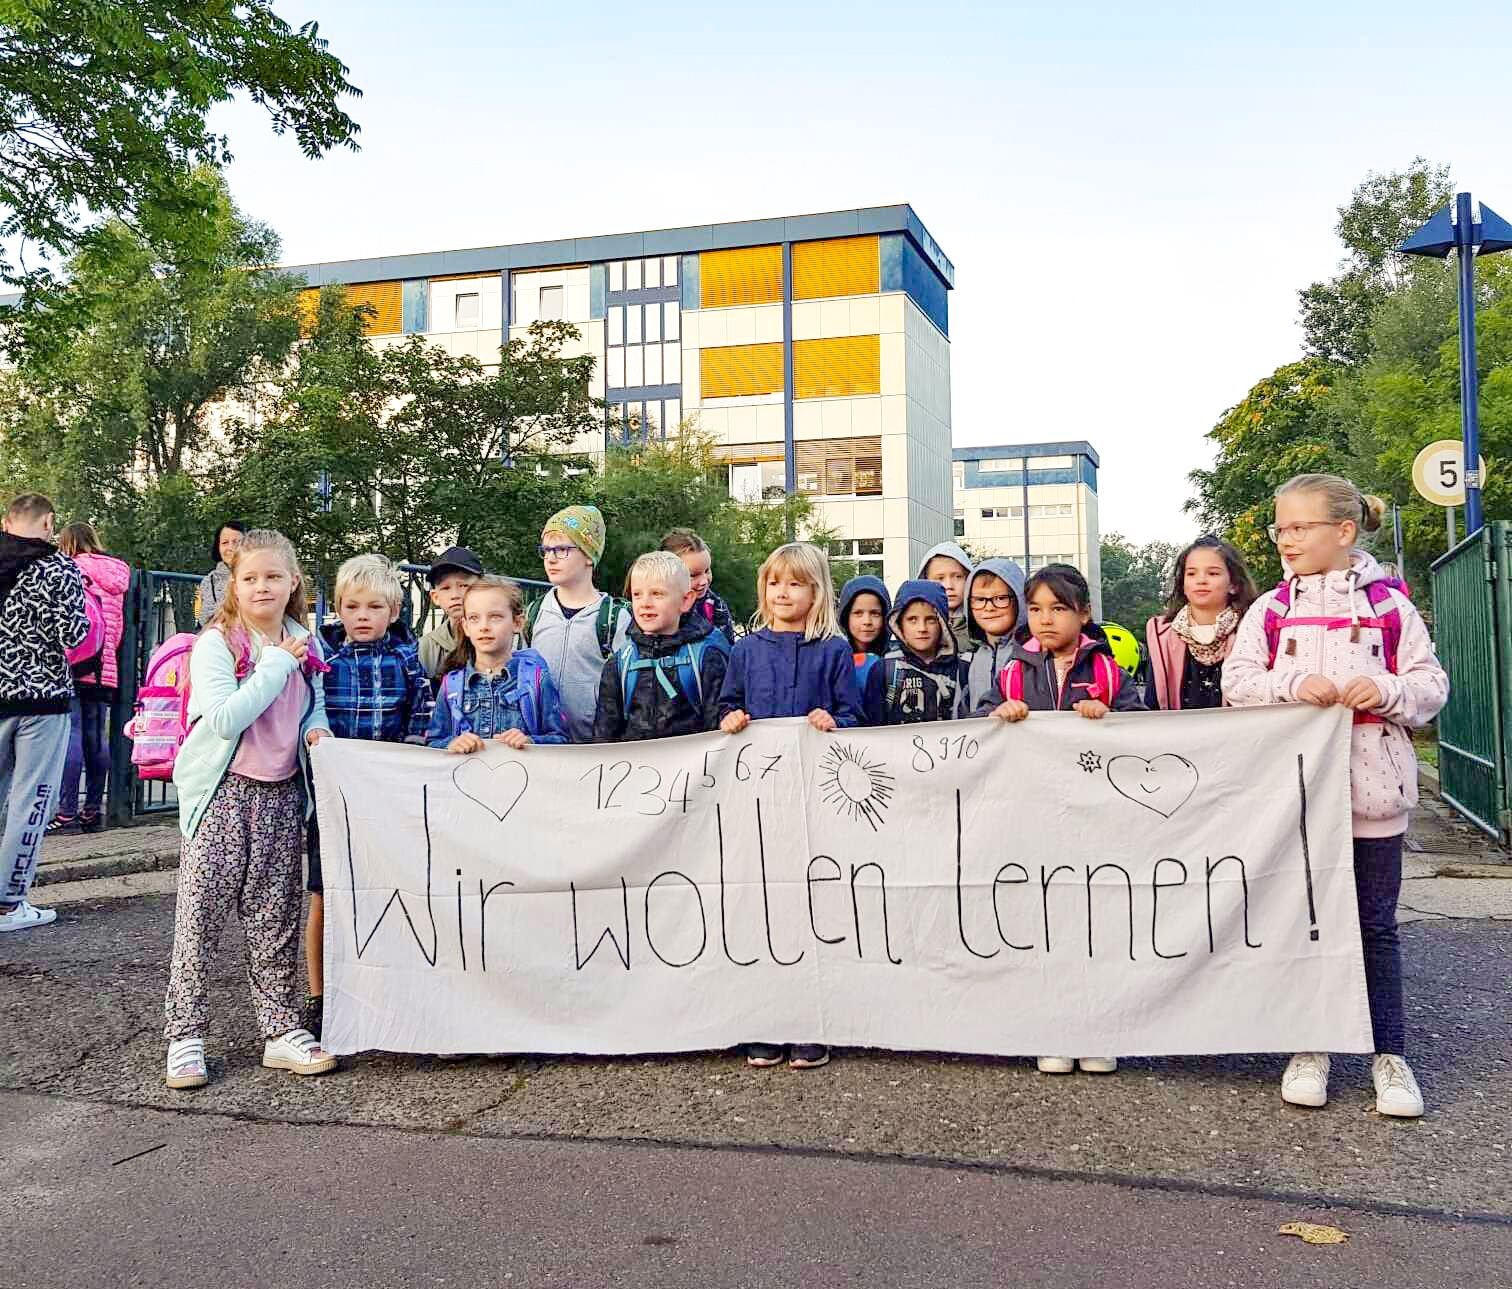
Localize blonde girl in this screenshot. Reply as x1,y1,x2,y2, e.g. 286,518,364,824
715,541,862,1071
163,529,336,1090
1223,474,1448,1118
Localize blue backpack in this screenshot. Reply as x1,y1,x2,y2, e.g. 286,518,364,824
437,649,553,736
616,634,730,712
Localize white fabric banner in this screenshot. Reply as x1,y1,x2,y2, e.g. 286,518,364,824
315,704,1371,1058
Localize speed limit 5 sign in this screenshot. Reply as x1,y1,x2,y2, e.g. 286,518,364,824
1412,439,1489,506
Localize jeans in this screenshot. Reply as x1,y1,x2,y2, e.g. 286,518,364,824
1354,834,1406,1056
59,697,110,818
0,714,71,908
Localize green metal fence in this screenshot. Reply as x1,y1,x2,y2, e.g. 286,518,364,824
1430,522,1512,842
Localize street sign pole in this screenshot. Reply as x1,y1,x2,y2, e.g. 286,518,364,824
1454,192,1485,534
1447,505,1457,551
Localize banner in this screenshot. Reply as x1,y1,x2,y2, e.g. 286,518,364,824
314,704,1371,1058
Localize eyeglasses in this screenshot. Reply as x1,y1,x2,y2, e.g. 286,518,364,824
1266,521,1342,544
537,544,577,559
968,593,1017,609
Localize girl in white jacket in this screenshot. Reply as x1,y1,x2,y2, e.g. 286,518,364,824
1223,474,1448,1118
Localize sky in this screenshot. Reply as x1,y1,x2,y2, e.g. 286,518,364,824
209,0,1512,544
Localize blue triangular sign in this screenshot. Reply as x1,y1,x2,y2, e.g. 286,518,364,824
1475,202,1512,255
1400,205,1456,258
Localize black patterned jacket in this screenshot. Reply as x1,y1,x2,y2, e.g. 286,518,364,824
0,535,89,716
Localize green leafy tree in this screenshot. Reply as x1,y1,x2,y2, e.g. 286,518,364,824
0,0,359,281
1099,534,1179,644
0,168,302,567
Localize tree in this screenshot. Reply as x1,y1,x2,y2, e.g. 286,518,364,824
0,168,303,567
1298,159,1452,367
0,0,359,281
1099,535,1179,643
1186,358,1352,582
225,295,603,591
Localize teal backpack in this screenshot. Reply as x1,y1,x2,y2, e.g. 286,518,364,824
616,634,731,711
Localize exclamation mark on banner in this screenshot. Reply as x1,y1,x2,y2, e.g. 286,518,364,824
1297,753,1318,941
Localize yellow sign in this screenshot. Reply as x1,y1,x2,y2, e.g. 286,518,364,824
1412,439,1489,507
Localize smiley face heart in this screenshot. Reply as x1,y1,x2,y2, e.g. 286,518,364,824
1106,754,1198,819
452,757,528,821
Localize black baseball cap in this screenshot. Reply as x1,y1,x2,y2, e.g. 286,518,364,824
427,546,484,585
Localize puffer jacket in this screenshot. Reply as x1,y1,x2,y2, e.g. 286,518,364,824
1223,549,1448,839
962,557,1026,716
71,551,131,693
593,613,729,742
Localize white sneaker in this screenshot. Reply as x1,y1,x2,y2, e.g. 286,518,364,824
1036,1056,1075,1074
1281,1052,1330,1107
1373,1054,1424,1118
165,1037,209,1090
0,901,57,933
1078,1057,1118,1074
262,1028,336,1076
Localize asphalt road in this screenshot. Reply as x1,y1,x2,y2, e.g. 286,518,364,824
1,891,1509,1285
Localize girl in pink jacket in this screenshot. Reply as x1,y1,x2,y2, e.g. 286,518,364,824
1223,473,1448,1120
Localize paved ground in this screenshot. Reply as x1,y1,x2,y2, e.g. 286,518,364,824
3,782,1509,1282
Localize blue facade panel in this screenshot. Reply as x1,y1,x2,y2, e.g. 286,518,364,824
401,279,427,334
680,255,700,312
589,264,607,320
902,239,949,336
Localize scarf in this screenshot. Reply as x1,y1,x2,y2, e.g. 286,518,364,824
1170,604,1238,666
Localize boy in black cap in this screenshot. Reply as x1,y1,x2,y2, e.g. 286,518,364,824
418,546,483,681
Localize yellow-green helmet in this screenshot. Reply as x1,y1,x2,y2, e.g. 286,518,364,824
1101,622,1142,673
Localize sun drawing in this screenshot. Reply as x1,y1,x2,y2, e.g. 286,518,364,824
818,742,895,832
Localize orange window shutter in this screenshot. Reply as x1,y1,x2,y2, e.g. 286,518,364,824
345,281,403,335
792,235,880,301
700,343,785,399
297,288,321,336
793,335,881,399
699,246,783,309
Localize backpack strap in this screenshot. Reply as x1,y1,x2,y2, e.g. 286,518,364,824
1364,581,1403,674
595,595,626,659
524,594,544,645
999,659,1024,703
1263,579,1293,668
1092,652,1121,704
440,669,469,735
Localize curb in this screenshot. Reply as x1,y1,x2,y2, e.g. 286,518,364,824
33,847,181,889
1419,760,1441,796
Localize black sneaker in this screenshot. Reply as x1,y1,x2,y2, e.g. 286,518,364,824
302,994,323,1041
745,1043,785,1067
79,812,103,835
45,815,77,836
789,1044,830,1069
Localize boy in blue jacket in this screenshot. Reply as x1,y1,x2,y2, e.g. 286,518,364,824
881,580,963,724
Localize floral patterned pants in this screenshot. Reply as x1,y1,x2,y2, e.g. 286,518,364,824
163,773,304,1042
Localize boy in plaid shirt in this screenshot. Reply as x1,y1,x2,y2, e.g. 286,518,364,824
305,554,433,1036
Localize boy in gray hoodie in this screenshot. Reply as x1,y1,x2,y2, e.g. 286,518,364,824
961,557,1026,717
916,541,975,655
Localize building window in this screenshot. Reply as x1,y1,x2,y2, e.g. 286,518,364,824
952,462,965,488
538,286,564,321
454,293,481,329
977,457,1022,473
795,437,882,497
827,539,884,581
954,516,965,537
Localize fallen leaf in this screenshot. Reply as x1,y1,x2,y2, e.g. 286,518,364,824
1278,1221,1349,1245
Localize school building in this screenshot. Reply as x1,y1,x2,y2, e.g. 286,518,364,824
951,442,1103,617
284,205,955,587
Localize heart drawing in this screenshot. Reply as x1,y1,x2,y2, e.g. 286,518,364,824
452,757,529,821
1105,754,1199,820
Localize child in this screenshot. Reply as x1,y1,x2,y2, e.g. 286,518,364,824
1223,473,1448,1118
0,494,88,934
304,554,434,1038
881,580,962,724
838,574,892,726
718,541,862,1072
419,546,483,682
594,551,730,741
1145,536,1257,710
961,558,1026,717
916,541,975,654
163,529,336,1089
526,506,630,742
988,562,1144,1079
428,576,567,750
52,521,130,837
661,527,736,646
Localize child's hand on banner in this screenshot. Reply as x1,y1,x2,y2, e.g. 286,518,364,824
807,709,837,732
448,733,485,754
990,700,1029,722
1338,676,1383,711
497,730,532,749
721,710,750,734
1295,674,1340,707
1073,699,1109,720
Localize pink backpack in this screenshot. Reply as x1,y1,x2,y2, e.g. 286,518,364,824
122,634,197,780
1262,577,1406,672
65,575,108,681
1000,650,1122,705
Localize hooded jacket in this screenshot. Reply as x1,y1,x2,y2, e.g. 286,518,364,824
319,618,434,743
528,588,631,743
593,612,729,742
838,574,892,726
915,541,975,655
1222,549,1448,839
717,629,863,727
0,533,89,717
999,631,1147,714
961,558,1027,716
71,551,131,693
691,588,736,647
881,580,963,724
